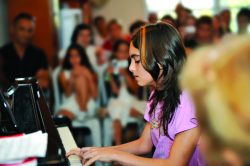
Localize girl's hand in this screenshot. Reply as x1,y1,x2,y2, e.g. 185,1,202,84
66,148,82,159
81,147,119,166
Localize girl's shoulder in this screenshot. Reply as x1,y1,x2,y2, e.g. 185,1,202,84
171,91,198,136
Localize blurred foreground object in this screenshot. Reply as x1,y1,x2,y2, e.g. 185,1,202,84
180,35,250,165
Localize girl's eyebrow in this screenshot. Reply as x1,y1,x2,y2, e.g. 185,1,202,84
130,54,140,58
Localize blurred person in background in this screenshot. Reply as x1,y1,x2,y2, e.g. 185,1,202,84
175,3,192,27
178,15,197,51
93,16,108,47
0,12,49,90
104,39,146,145
195,16,213,47
57,44,97,121
212,15,224,43
102,19,128,52
80,0,92,25
147,12,158,24
180,35,250,166
161,15,176,28
220,9,231,34
237,8,250,34
129,20,146,37
71,23,99,72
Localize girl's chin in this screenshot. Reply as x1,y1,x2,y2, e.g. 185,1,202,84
137,81,146,87
137,81,155,87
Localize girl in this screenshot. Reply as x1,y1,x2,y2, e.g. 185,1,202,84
71,23,99,72
57,44,97,121
66,23,204,166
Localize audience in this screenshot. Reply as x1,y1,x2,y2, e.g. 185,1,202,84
179,15,197,49
212,15,224,43
175,3,192,27
161,15,176,27
220,9,231,33
195,16,214,47
0,13,49,90
237,8,250,34
147,12,158,24
71,23,98,72
57,44,97,121
102,19,125,52
93,16,108,47
129,20,146,37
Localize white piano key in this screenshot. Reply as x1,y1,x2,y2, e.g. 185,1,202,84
57,126,82,166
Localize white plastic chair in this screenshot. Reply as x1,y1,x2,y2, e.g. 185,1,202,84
96,63,145,147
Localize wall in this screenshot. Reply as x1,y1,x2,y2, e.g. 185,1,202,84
0,0,8,47
94,0,147,33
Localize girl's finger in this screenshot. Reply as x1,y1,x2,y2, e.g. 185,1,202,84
83,156,99,166
81,147,93,153
83,150,96,160
66,148,81,157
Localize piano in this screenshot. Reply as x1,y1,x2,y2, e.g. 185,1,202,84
0,77,81,166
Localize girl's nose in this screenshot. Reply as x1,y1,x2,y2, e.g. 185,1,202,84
129,60,135,73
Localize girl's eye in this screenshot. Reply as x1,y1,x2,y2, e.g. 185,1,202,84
134,57,140,64
135,60,140,64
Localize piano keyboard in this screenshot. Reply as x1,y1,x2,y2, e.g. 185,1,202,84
57,126,82,166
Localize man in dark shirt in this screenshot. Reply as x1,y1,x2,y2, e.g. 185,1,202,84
0,13,49,90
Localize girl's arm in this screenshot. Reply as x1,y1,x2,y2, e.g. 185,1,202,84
66,123,153,158
110,122,153,155
59,72,73,97
111,127,201,166
72,126,200,166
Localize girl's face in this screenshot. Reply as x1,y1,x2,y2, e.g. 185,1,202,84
77,29,91,47
129,42,154,86
115,43,129,60
69,49,81,67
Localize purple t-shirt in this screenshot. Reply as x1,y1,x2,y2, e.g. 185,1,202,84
144,91,205,166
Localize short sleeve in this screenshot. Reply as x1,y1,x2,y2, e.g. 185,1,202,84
173,91,198,136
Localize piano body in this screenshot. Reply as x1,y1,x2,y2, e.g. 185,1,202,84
0,77,81,166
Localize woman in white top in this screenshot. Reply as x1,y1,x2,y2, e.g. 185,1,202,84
57,44,98,121
71,23,100,72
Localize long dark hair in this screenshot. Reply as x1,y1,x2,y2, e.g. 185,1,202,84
132,22,186,137
62,44,94,73
71,23,93,44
